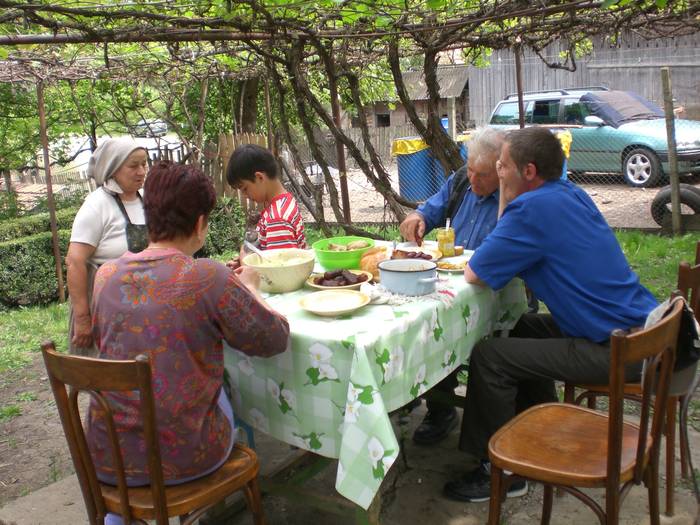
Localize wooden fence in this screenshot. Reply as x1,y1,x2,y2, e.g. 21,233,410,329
202,132,267,216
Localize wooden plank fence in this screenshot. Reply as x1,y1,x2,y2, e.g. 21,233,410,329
202,132,267,216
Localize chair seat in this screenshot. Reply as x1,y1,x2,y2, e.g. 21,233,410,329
102,443,259,519
489,403,650,488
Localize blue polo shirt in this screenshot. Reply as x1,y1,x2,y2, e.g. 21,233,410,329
417,173,499,250
469,180,657,343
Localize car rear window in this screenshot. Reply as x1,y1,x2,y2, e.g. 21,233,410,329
490,101,533,125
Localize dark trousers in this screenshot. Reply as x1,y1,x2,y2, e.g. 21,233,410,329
455,313,641,462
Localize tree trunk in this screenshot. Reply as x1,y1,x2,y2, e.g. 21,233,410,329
2,168,11,193
240,77,259,132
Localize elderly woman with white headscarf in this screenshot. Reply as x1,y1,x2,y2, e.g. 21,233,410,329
66,137,149,355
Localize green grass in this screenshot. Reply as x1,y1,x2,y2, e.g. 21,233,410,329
615,231,700,300
16,391,37,402
0,302,69,373
0,404,21,421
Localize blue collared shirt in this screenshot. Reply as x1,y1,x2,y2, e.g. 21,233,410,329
416,174,499,250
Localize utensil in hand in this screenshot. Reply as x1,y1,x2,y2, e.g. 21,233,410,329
244,240,269,261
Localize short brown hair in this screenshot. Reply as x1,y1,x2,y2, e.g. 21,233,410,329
505,127,564,181
144,162,217,242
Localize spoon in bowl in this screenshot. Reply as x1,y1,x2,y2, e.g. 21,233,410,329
244,240,270,262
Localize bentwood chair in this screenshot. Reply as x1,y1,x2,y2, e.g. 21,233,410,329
487,297,683,525
41,341,265,525
564,256,700,515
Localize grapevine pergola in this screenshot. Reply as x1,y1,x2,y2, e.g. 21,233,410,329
0,1,697,295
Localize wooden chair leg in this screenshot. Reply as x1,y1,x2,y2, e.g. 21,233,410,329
586,394,597,410
563,384,575,404
665,396,677,517
488,465,504,525
679,395,690,479
646,461,661,525
243,476,266,525
541,484,553,525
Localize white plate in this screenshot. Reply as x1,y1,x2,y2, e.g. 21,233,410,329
436,252,474,272
306,270,373,290
299,290,370,317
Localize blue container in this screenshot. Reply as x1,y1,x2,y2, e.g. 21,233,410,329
561,158,568,181
395,138,435,201
432,141,468,186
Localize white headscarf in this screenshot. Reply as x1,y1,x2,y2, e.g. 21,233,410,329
87,137,146,194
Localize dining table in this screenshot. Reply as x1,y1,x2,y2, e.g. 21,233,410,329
223,253,528,512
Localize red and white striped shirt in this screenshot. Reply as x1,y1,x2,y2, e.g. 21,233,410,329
257,192,307,250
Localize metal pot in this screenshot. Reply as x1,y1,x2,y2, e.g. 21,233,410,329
378,259,438,296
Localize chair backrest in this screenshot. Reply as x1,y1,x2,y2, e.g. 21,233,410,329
677,261,700,321
606,299,683,489
41,341,168,525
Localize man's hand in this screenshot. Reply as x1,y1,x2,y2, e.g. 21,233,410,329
399,212,426,246
72,314,94,348
235,266,260,291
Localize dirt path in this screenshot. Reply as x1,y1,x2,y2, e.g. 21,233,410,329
0,355,74,507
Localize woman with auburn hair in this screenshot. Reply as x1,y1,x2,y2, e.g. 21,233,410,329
86,161,290,525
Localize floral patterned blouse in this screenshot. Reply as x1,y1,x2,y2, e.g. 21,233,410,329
86,247,289,484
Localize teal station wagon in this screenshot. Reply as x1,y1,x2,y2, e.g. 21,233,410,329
489,88,700,187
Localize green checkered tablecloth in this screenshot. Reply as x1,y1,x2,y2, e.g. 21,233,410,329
223,274,527,509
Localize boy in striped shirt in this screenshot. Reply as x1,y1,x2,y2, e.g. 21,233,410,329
226,144,306,250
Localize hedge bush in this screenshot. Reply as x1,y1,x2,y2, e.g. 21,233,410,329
0,230,70,309
0,207,79,243
0,195,246,309
201,196,247,257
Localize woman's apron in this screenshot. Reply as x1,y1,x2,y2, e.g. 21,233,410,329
69,193,148,356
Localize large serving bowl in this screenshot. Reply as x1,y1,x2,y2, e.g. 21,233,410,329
312,236,375,269
241,248,315,293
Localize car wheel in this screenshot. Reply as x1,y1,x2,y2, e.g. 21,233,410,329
650,184,700,227
622,148,663,188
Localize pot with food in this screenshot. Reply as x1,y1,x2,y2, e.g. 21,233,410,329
377,259,438,296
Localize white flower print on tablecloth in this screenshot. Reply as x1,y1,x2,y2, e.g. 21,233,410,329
306,342,340,386
409,364,428,398
462,303,481,332
268,378,296,415
374,346,405,384
238,357,254,376
343,382,377,424
367,436,395,480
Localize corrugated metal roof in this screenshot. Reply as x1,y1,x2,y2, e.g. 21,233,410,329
402,66,469,100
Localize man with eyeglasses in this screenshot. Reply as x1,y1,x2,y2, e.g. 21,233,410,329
399,127,505,447
442,126,657,503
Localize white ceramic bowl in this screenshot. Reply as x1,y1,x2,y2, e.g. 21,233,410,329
242,248,315,293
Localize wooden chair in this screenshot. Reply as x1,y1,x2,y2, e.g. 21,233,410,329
487,297,683,525
41,341,265,525
564,258,700,515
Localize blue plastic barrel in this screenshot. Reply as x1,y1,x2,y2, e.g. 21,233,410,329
432,141,468,185
393,137,436,201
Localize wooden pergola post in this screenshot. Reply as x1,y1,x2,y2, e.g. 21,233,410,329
36,80,66,302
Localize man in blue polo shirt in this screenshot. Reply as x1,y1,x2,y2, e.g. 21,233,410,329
443,126,658,503
399,127,505,446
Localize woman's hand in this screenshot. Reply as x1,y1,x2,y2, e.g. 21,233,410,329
226,255,242,270
234,266,260,291
72,313,94,348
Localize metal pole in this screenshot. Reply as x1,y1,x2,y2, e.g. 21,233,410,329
514,40,525,129
328,50,351,224
36,80,66,302
661,67,681,235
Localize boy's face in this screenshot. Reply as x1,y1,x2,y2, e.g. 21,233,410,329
235,171,267,203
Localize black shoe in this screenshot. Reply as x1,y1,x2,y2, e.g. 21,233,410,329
412,407,458,445
443,462,528,503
